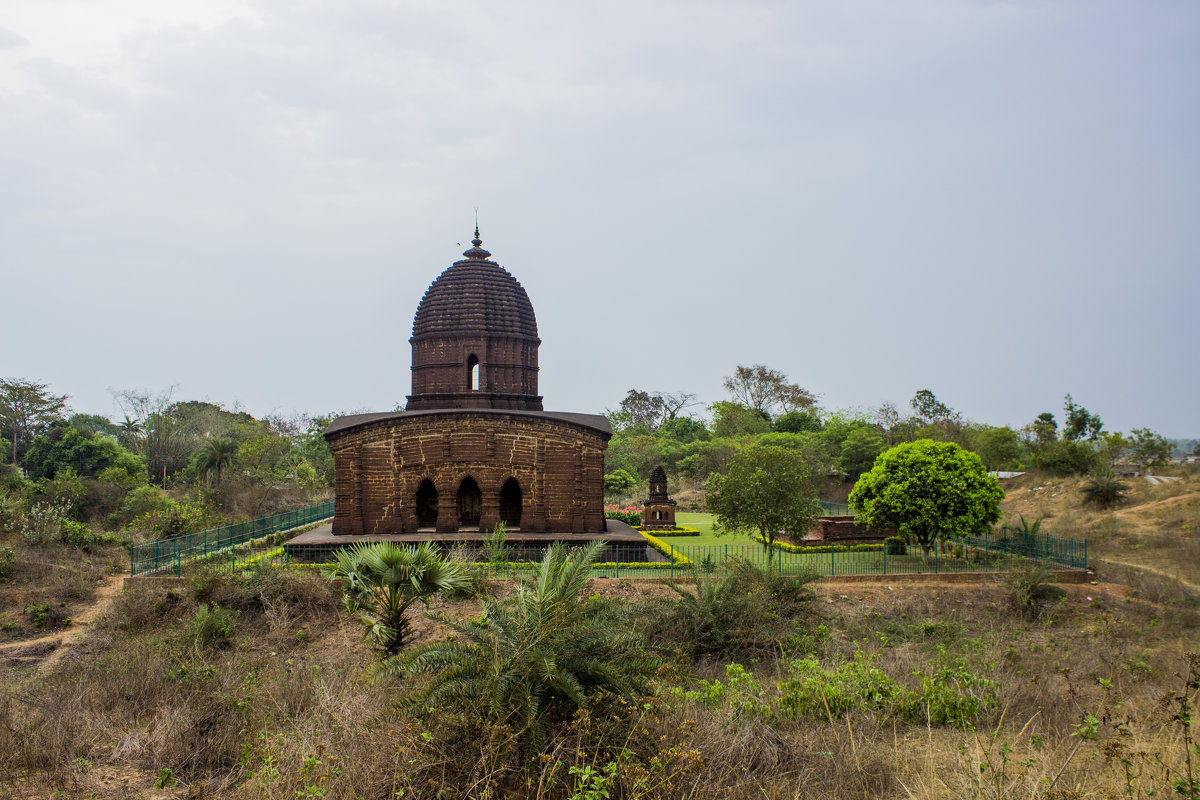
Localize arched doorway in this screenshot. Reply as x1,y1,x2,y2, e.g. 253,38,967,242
415,479,438,529
456,476,481,529
499,477,522,529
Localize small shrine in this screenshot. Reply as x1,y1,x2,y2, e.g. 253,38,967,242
640,466,677,531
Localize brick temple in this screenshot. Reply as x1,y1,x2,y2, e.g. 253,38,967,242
287,229,644,556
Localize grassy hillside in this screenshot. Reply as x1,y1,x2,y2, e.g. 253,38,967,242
0,478,1197,799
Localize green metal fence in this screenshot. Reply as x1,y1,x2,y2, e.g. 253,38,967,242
235,524,1086,580
129,501,334,576
818,500,854,516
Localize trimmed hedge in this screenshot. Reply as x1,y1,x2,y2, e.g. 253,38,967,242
633,525,701,537
640,531,693,566
751,535,884,554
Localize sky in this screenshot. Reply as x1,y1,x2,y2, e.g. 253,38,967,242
1,0,1197,437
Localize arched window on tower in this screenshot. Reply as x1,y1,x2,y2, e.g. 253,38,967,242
467,354,480,391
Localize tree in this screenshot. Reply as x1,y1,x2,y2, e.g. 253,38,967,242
0,378,69,464
709,401,771,438
705,443,821,566
21,425,146,481
325,541,467,657
966,425,1021,472
774,409,822,434
1022,413,1059,474
723,365,815,419
603,468,637,498
380,541,659,752
1127,428,1172,476
1080,470,1130,509
849,440,1003,557
1062,394,1103,441
839,426,885,479
874,402,902,445
617,389,668,431
910,389,953,424
195,437,238,487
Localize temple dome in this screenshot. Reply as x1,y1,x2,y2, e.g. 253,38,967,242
411,235,539,342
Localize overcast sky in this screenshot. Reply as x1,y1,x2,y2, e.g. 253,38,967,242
2,1,1197,437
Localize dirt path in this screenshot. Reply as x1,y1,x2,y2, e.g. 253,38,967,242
1093,556,1200,593
0,574,125,669
1112,489,1200,520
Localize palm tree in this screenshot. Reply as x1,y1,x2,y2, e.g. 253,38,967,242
325,541,467,656
1080,469,1131,510
380,541,660,752
195,436,238,487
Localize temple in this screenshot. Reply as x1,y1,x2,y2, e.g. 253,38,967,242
288,229,643,555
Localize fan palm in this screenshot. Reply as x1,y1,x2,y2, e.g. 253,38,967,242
380,541,660,751
326,541,467,656
195,436,238,487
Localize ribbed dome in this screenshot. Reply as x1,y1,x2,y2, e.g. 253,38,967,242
411,239,538,341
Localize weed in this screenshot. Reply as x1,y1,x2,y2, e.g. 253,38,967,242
189,602,238,648
154,767,176,789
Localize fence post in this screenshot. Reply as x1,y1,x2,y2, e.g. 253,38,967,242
831,546,835,577
615,546,620,579
934,539,939,574
883,542,887,576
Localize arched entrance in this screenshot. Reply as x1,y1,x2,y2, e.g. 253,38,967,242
499,477,522,529
456,476,482,529
415,479,438,529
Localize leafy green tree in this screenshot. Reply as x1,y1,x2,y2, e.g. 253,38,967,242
0,378,68,464
849,440,1003,557
602,468,637,498
381,541,659,752
325,541,467,657
1062,394,1103,441
705,443,822,566
709,401,771,438
723,364,815,418
68,413,119,438
659,415,708,443
966,425,1021,472
773,409,822,434
676,438,739,480
1127,428,1172,476
839,426,885,479
195,437,238,487
910,389,953,424
1039,439,1098,476
21,425,146,481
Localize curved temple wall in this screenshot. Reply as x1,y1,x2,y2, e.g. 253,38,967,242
327,411,609,535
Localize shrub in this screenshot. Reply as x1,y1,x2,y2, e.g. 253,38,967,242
884,536,907,555
0,546,13,580
778,651,899,720
382,541,661,753
1004,561,1067,618
325,540,467,657
20,500,69,544
658,557,818,659
1080,469,1131,509
0,493,26,534
676,662,771,720
897,650,999,729
604,508,642,526
634,525,700,536
189,602,238,648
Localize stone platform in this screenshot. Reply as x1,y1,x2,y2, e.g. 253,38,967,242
284,519,649,562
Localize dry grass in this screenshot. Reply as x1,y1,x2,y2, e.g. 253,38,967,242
3,500,1199,799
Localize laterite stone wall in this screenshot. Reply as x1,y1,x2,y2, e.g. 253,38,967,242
328,412,608,535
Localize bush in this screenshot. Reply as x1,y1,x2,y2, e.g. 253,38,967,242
382,541,660,753
1080,469,1131,509
778,651,899,719
1004,561,1067,618
21,500,69,544
658,557,818,659
634,525,700,536
897,650,999,729
884,536,907,555
0,546,14,580
604,508,642,526
189,602,238,648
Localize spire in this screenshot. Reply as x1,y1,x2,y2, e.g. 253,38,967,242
462,220,491,259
